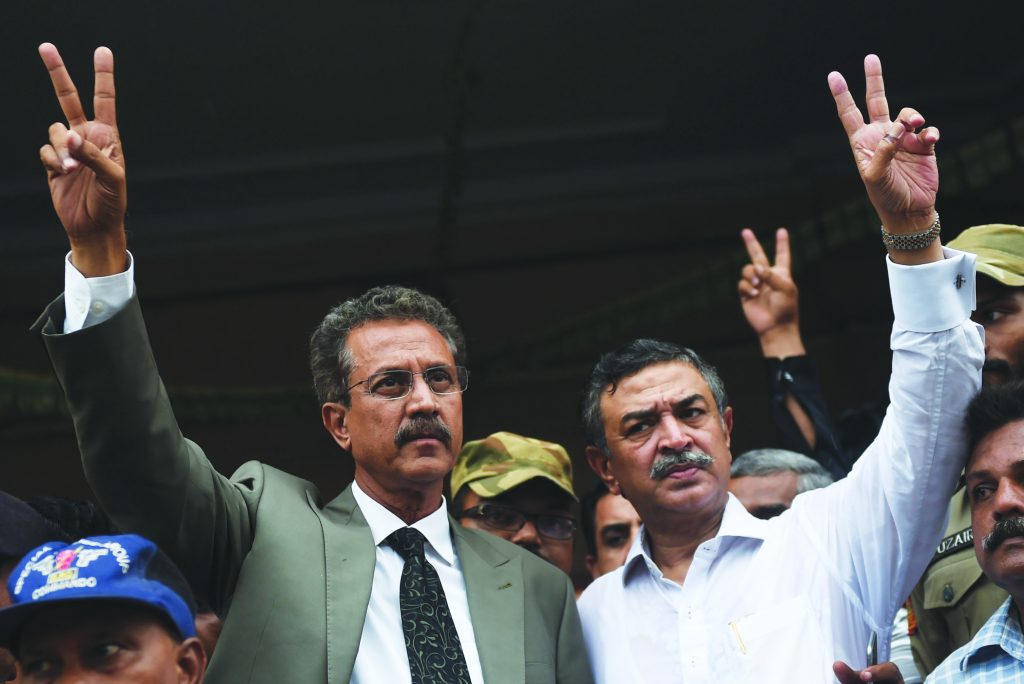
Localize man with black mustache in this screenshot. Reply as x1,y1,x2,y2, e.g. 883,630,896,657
838,381,1024,682
925,385,1024,684
576,55,985,683
30,43,592,684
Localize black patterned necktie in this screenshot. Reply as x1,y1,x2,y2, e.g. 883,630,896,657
386,527,471,684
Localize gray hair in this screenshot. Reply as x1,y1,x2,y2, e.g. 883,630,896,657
731,448,833,494
580,339,729,452
309,285,466,406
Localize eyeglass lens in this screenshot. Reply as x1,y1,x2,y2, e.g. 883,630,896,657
367,366,468,399
473,504,574,540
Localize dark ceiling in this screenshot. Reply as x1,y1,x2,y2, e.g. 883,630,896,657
3,1,1024,506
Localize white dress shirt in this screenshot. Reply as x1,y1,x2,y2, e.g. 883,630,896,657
63,256,484,684
349,482,483,684
577,249,984,683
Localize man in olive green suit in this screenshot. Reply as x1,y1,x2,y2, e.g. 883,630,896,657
31,43,592,684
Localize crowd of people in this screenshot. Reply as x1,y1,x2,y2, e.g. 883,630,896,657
2,41,1023,683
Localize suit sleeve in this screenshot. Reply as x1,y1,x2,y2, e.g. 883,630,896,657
555,574,595,684
763,354,855,480
33,293,258,613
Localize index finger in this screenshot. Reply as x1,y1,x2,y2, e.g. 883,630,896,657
864,54,889,123
774,228,791,271
828,70,864,138
38,43,87,126
93,47,116,126
741,228,769,267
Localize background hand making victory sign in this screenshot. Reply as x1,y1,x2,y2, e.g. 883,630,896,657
737,227,800,347
38,43,127,278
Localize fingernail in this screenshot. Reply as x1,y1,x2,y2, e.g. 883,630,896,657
751,277,760,286
750,288,759,296
68,130,81,150
754,265,765,275
888,122,904,138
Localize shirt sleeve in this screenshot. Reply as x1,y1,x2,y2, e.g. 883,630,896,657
788,246,982,658
63,251,135,334
886,247,976,331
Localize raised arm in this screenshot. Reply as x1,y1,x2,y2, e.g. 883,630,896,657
34,45,256,612
38,43,128,277
737,228,853,478
805,55,982,663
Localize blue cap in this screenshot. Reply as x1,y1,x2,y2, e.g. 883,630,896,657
0,534,197,647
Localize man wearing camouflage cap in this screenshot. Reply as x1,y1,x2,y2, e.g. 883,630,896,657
909,224,1024,675
452,432,577,575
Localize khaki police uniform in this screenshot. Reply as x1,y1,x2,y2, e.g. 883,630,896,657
908,485,1008,675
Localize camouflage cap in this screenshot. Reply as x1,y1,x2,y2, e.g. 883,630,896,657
947,224,1024,287
451,431,576,501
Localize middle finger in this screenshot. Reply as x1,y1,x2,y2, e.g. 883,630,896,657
864,54,889,123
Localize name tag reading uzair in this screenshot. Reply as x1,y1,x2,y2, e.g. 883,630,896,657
931,527,973,564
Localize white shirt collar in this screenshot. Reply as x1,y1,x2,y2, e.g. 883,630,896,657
622,492,769,586
351,480,457,566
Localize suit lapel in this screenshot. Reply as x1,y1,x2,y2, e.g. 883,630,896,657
454,521,526,684
318,485,376,683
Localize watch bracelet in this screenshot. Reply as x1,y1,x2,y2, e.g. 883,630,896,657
880,212,940,250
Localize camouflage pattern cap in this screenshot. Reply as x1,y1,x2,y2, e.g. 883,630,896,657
451,431,576,501
947,224,1024,287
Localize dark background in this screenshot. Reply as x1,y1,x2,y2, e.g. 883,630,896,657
3,2,1024,577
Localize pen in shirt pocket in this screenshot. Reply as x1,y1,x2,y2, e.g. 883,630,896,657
728,620,747,655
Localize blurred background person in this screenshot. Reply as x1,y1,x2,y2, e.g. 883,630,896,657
580,480,641,581
0,492,66,682
728,447,832,520
451,431,577,576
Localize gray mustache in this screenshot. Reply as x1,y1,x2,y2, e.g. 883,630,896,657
983,517,1024,553
650,450,714,480
395,415,452,448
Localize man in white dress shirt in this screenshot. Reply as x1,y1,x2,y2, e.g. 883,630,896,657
577,55,984,683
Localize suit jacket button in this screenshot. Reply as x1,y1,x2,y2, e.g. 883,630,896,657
943,584,954,603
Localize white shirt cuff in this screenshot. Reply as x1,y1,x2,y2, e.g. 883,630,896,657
63,251,136,334
886,246,976,333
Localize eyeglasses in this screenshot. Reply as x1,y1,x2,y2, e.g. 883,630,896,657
346,365,469,400
457,503,576,540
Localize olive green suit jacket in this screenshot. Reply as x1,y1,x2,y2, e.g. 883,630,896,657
34,295,593,684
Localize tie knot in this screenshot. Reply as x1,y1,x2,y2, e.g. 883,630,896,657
386,527,426,561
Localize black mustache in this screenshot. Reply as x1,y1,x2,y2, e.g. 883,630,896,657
650,450,714,480
983,359,1015,380
395,415,452,448
983,517,1024,553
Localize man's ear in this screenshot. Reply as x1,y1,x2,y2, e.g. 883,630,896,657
585,445,621,496
176,637,207,684
321,402,352,451
722,406,734,451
